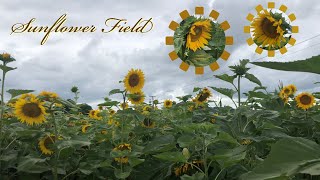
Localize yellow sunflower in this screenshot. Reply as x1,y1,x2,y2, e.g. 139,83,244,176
295,93,315,110
81,124,91,133
124,69,145,93
2,53,11,59
109,109,116,116
142,118,155,128
38,135,62,155
39,91,59,99
195,88,212,105
120,102,129,110
164,100,173,108
20,93,36,100
14,97,47,125
280,86,293,97
89,110,96,119
240,139,253,145
94,110,102,120
113,143,131,164
142,105,152,115
251,10,286,49
108,119,120,127
287,84,297,94
186,20,212,51
129,91,145,105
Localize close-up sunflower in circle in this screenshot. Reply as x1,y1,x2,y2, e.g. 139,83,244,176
166,7,233,74
129,91,145,105
244,2,299,57
124,69,145,93
38,134,62,155
163,99,173,108
295,92,315,110
112,143,132,164
14,97,47,125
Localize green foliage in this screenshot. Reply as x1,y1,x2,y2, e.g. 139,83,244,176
251,55,320,75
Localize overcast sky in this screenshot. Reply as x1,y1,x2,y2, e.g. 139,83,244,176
0,0,319,107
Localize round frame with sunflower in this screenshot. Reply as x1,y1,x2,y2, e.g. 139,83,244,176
166,7,233,75
244,2,299,57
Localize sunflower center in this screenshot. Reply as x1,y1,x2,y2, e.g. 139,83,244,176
118,145,130,151
300,95,312,105
44,136,55,148
261,18,279,38
22,103,42,118
190,26,203,42
132,95,141,102
198,93,210,102
129,74,140,87
166,101,171,106
284,89,290,94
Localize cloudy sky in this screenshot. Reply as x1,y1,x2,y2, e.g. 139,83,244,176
0,0,319,107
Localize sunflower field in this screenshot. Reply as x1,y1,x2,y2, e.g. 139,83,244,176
0,52,320,180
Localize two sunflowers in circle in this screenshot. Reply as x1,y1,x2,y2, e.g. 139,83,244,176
279,84,316,110
12,91,62,155
167,3,298,74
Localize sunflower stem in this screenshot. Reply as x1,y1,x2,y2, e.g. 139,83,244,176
237,76,241,107
0,62,6,172
51,108,59,180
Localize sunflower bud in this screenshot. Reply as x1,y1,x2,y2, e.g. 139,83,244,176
71,86,79,93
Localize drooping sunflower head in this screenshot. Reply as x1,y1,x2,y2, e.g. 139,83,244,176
163,100,173,108
14,97,47,125
81,124,91,133
142,118,155,128
124,69,145,93
39,91,59,100
120,102,129,110
295,92,315,110
251,10,287,50
187,19,212,52
129,91,145,105
38,135,58,155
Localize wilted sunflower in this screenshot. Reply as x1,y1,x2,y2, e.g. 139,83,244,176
124,69,145,93
14,97,47,125
120,102,129,110
186,20,212,51
129,91,145,105
251,10,286,49
81,124,91,133
142,118,155,128
39,91,59,99
39,135,56,155
295,93,315,110
113,143,131,164
174,160,203,176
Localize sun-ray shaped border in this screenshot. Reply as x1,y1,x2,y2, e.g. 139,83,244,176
165,7,233,75
244,2,299,57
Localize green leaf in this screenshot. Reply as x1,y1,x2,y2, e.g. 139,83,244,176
114,166,132,179
193,87,201,92
0,65,16,73
109,89,123,96
143,135,175,154
7,89,34,99
186,50,214,67
215,74,236,84
129,157,145,167
213,146,247,168
181,172,205,180
245,73,262,86
17,156,50,173
210,87,236,99
241,137,320,180
246,91,269,99
154,152,187,163
251,55,320,75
